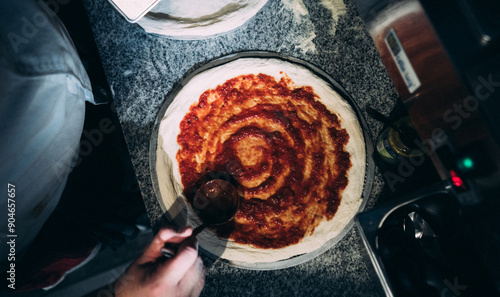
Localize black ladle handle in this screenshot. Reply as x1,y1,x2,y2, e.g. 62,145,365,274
161,224,207,259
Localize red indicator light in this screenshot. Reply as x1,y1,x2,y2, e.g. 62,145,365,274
450,170,465,188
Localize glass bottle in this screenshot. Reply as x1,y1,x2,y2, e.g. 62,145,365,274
376,116,423,165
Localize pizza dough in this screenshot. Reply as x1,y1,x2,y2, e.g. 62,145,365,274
155,57,366,264
138,0,269,38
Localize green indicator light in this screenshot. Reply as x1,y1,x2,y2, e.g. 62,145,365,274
459,157,474,170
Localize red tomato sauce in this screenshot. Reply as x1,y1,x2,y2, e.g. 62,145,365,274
177,73,351,249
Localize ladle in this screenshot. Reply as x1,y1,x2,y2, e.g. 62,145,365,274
161,179,240,258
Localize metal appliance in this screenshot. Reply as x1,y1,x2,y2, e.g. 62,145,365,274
352,0,500,296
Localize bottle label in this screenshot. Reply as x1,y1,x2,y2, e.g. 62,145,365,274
385,28,421,94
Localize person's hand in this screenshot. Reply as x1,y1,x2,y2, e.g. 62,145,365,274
114,227,205,297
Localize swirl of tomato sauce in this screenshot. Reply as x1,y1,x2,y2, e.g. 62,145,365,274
177,73,351,249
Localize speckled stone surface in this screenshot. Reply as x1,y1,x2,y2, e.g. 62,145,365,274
84,0,399,296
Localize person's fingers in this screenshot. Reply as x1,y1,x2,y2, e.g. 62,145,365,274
177,257,205,297
190,275,205,297
161,236,199,284
136,227,192,265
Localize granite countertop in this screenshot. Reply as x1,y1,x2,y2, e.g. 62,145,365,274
84,0,399,296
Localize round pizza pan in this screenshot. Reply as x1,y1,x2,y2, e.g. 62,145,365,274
149,51,375,270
